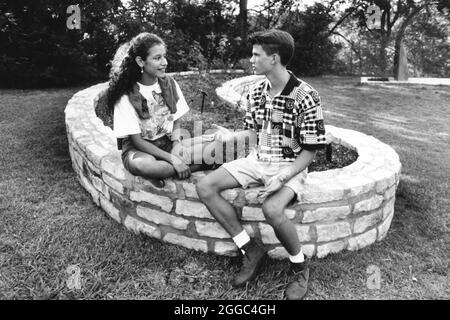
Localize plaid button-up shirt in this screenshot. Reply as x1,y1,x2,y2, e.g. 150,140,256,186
244,73,327,162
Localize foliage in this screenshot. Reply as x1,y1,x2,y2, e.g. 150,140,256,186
282,3,343,76
0,0,121,88
1,0,449,88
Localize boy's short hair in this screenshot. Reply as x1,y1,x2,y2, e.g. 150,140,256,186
249,29,295,66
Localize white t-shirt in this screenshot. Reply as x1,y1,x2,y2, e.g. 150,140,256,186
113,80,189,141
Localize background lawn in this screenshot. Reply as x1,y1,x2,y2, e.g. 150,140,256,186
0,75,449,299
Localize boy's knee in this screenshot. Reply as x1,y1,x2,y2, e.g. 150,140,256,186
262,201,285,225
196,178,216,200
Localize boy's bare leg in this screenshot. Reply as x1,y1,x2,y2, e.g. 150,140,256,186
196,167,243,236
262,186,309,300
262,187,301,255
197,167,268,287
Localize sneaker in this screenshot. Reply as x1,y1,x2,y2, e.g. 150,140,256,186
285,261,310,300
232,238,267,287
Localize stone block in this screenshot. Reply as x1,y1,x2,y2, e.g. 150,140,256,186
302,206,351,223
284,208,296,219
137,206,189,230
382,197,395,220
317,240,347,258
353,195,384,214
348,228,377,251
195,221,229,239
71,129,90,141
175,200,214,219
383,185,396,201
214,241,238,256
244,187,265,204
242,207,264,221
101,155,128,181
100,196,120,223
316,221,351,242
124,216,162,239
91,176,110,200
220,189,239,202
295,225,312,242
103,174,124,194
163,234,208,252
298,184,345,203
73,149,84,170
79,174,100,206
130,190,173,212
341,177,377,198
85,144,110,167
353,210,382,234
377,211,394,241
182,182,198,199
374,170,396,194
259,223,278,244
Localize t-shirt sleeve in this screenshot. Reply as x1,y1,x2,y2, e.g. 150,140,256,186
172,81,190,121
113,95,141,138
297,91,327,150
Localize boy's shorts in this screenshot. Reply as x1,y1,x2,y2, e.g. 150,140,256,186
221,151,308,197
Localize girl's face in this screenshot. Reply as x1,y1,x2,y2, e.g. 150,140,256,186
142,44,168,79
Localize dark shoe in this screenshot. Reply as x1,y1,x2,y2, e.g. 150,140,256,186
232,238,267,287
285,261,310,300
149,178,165,188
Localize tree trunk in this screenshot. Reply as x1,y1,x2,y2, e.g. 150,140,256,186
239,0,248,41
393,7,423,78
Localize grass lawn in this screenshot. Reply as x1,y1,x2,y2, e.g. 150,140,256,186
0,75,449,300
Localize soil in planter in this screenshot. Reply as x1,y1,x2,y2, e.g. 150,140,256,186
308,143,358,172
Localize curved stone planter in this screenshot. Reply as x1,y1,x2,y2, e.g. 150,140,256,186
65,75,401,259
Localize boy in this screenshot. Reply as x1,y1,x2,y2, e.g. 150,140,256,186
196,29,327,299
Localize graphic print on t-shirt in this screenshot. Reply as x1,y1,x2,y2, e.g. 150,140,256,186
140,90,174,141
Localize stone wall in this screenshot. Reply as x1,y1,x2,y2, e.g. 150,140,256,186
65,74,401,259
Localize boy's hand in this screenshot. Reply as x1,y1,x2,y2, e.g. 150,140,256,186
258,167,292,199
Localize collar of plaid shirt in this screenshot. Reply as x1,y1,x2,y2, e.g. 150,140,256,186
262,71,301,98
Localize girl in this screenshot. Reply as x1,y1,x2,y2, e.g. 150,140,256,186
106,32,214,185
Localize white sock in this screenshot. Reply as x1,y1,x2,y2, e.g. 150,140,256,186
289,248,305,263
232,230,251,253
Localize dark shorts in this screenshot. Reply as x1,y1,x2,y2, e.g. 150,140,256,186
121,135,173,173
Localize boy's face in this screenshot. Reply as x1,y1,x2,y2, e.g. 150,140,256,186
250,44,274,75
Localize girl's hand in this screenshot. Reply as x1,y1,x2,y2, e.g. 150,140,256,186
170,156,191,179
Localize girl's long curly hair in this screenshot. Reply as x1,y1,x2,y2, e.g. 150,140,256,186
106,32,165,112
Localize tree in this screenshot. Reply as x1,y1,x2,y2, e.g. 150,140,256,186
0,0,121,87
325,0,449,76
